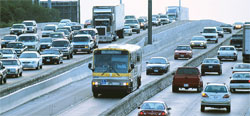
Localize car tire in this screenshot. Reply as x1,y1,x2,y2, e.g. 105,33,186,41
93,92,99,98
67,55,70,59
201,105,205,112
70,53,73,58
129,34,132,36
87,51,91,54
20,72,22,76
146,71,149,75
234,58,237,61
0,77,2,85
215,40,218,43
57,60,60,64
172,86,178,92
36,63,40,70
201,71,205,76
174,57,178,60
204,46,207,49
218,71,222,75
230,88,235,93
73,51,77,54
137,77,141,89
40,65,42,69
226,106,231,112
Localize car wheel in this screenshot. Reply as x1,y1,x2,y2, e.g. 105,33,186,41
201,105,205,112
87,51,91,54
230,88,235,93
70,53,73,58
67,55,70,59
129,33,132,36
137,77,141,89
36,63,40,70
20,72,23,76
204,46,207,49
73,51,77,54
174,57,178,60
218,71,222,75
172,86,178,92
57,60,60,64
197,87,202,92
226,106,231,112
234,58,237,61
93,92,99,98
0,77,2,85
201,71,205,76
40,65,42,69
146,71,149,75
15,74,18,78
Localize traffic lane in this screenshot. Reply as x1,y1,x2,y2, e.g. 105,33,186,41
128,53,250,116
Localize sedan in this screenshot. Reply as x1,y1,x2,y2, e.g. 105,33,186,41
174,45,193,60
0,59,23,77
1,35,18,48
138,101,171,116
124,25,133,36
216,26,224,38
231,63,250,73
217,46,238,61
41,49,63,64
201,58,222,75
233,22,244,30
0,48,18,59
230,72,250,92
19,51,43,70
146,57,170,75
6,42,27,56
190,36,207,49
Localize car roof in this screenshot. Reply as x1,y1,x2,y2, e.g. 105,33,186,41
74,34,92,38
53,39,69,42
22,51,39,54
23,20,36,23
206,82,226,86
219,46,235,48
19,33,38,36
143,101,165,104
204,27,216,29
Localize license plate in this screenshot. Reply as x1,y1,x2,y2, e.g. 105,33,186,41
180,55,184,57
184,84,189,87
209,66,213,68
78,49,81,51
101,80,107,85
154,70,159,72
46,59,50,62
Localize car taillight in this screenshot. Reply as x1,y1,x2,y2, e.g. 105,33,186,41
202,93,208,97
139,111,144,115
249,80,250,83
223,94,230,98
161,112,166,116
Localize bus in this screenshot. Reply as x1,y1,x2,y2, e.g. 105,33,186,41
88,44,142,97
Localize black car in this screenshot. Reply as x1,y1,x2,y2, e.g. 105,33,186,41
201,58,222,75
138,101,171,116
41,49,63,64
146,57,170,75
230,33,243,49
40,37,52,50
220,24,232,33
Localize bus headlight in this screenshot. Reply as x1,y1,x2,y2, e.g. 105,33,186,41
123,82,129,86
92,82,99,86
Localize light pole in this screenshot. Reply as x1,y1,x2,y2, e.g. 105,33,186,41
179,0,181,20
148,0,152,44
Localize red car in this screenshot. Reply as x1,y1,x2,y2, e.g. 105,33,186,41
174,45,193,60
138,101,171,116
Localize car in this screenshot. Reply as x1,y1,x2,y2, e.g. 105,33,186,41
201,27,218,43
56,29,72,40
152,17,161,26
41,49,63,64
71,25,83,35
230,72,250,92
125,19,140,34
84,19,92,28
19,51,43,70
124,15,136,20
0,48,18,59
201,58,222,75
172,67,203,92
201,83,231,112
174,45,193,60
137,18,148,30
159,15,170,25
40,37,53,50
230,33,243,49
58,26,72,33
123,25,133,36
138,101,171,116
231,63,250,73
216,26,224,38
0,61,7,84
190,36,207,49
146,57,170,75
77,28,99,48
1,35,18,48
6,42,27,56
220,24,232,34
49,32,66,40
58,22,68,28
22,20,37,33
60,19,71,24
71,34,95,54
0,59,23,77
51,39,73,59
233,22,244,30
18,34,40,51
42,24,58,37
10,24,27,35
217,46,238,61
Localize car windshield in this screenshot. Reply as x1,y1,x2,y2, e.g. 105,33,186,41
1,60,18,65
177,68,199,75
71,26,82,31
141,102,165,110
205,85,227,93
232,34,243,38
50,33,64,38
78,30,95,36
233,73,250,79
192,37,205,41
125,20,138,24
0,49,14,54
138,19,144,22
40,38,52,43
3,36,16,40
23,22,33,26
168,15,175,19
216,27,223,31
203,59,219,64
160,15,167,18
176,46,190,50
149,58,167,64
18,36,36,42
203,29,216,33
72,37,90,42
44,26,56,31
152,18,157,21
20,53,37,58
57,29,70,35
219,47,234,51
234,64,250,69
124,26,131,29
52,41,69,47
12,25,24,28
7,43,24,48
41,50,60,55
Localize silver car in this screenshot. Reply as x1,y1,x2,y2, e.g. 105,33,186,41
0,59,23,77
230,72,250,92
231,63,250,73
0,48,17,59
217,46,238,61
190,36,207,49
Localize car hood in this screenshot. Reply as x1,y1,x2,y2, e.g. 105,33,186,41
19,58,40,62
5,65,20,69
42,54,59,57
71,42,89,45
202,33,217,36
147,64,167,67
11,28,24,31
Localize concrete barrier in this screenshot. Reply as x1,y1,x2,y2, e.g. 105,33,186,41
101,30,241,116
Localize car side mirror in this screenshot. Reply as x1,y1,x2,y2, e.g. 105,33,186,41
167,107,171,110
131,64,135,69
138,107,140,109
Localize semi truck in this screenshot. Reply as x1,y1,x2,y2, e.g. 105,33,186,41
92,4,124,43
243,24,250,63
166,6,189,22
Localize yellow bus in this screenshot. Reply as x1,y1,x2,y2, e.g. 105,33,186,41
88,44,142,97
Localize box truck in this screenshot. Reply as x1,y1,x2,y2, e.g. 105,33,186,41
243,24,250,63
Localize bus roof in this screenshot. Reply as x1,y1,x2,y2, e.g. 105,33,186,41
95,44,141,53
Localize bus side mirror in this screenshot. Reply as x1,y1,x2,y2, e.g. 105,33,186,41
88,63,92,70
131,64,135,69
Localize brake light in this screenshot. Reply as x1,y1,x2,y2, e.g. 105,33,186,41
249,80,250,83
161,112,166,115
139,111,144,115
223,94,230,98
202,93,208,97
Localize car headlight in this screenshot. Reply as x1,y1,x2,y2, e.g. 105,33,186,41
54,56,59,59
85,46,89,48
191,42,194,45
201,42,204,45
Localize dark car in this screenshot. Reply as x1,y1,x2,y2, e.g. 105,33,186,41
138,101,171,116
50,39,73,59
172,67,203,92
40,37,52,50
138,18,148,30
220,24,232,33
174,45,193,60
6,42,27,56
41,49,63,64
146,57,170,75
201,58,222,76
1,35,18,48
233,22,244,30
230,33,243,49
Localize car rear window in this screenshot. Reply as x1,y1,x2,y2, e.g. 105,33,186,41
176,68,199,75
141,102,165,110
205,85,227,93
232,73,250,79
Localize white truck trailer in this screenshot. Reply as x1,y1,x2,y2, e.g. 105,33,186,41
243,24,250,63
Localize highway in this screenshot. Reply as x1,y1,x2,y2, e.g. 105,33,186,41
1,20,241,116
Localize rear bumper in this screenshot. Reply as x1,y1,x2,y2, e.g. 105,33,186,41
217,55,237,59
201,67,221,72
230,83,250,89
147,68,166,74
173,83,201,88
175,54,192,58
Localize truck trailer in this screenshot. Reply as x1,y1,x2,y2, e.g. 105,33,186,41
243,24,250,63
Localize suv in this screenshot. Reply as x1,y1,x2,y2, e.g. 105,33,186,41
201,27,218,43
0,61,7,84
125,19,140,34
71,34,95,54
230,33,243,49
10,24,27,35
77,28,99,48
22,20,37,33
51,39,73,59
220,24,232,33
172,67,203,92
201,83,231,112
18,34,40,51
159,15,170,25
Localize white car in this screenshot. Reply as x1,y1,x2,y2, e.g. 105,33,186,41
217,46,238,61
22,20,37,33
42,24,58,37
123,25,132,36
0,59,23,77
190,36,207,49
231,63,250,73
201,83,231,112
201,27,218,43
19,51,43,70
18,34,40,51
230,72,250,92
0,48,17,59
